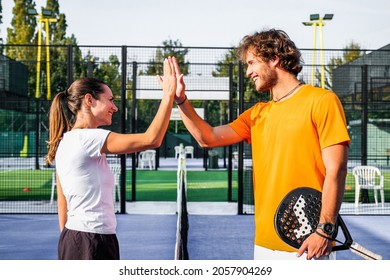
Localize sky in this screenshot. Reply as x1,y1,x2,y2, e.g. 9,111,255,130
2,0,390,50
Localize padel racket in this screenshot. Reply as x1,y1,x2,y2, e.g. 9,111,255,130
274,187,382,260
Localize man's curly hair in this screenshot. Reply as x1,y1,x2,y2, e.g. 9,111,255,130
237,28,303,76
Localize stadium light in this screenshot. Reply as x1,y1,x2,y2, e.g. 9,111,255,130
323,14,334,20
27,8,38,16
302,13,334,88
310,14,320,21
41,9,54,17
27,8,57,99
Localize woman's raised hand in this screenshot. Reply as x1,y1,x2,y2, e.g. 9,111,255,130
158,56,177,99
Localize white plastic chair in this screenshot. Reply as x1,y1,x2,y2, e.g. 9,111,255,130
138,150,156,170
184,146,194,158
352,166,384,208
50,172,56,204
232,151,238,169
109,163,121,203
174,146,180,159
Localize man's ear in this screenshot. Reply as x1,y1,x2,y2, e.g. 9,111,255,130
270,56,280,68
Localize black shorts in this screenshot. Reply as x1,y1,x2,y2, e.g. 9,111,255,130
58,227,120,260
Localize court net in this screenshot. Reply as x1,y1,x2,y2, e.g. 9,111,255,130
174,144,189,260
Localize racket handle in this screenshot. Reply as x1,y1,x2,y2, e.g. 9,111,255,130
350,242,383,260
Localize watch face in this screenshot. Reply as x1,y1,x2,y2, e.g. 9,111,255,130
322,223,335,235
324,223,333,233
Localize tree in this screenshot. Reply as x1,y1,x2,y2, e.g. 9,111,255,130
6,0,84,98
0,0,3,37
0,1,3,53
139,39,190,133
342,41,363,63
213,48,269,105
43,0,69,96
143,38,189,75
321,41,363,90
6,0,36,48
6,0,37,97
93,54,121,97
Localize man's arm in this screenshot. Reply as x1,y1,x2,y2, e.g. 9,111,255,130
297,142,349,259
319,142,349,226
173,59,244,148
177,98,244,148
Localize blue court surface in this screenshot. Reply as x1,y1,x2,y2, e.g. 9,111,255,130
0,214,388,260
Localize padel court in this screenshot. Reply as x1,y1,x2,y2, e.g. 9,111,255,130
0,211,388,260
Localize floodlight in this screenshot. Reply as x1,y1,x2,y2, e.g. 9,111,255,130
310,14,320,21
42,9,54,17
29,7,57,99
303,13,334,89
27,8,38,16
323,14,334,20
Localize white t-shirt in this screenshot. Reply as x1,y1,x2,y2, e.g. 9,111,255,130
55,128,116,234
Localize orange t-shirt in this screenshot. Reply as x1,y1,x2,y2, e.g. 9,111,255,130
229,84,350,251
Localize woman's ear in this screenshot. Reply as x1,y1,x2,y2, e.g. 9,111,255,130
84,93,94,107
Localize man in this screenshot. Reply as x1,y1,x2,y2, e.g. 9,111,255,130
173,29,350,260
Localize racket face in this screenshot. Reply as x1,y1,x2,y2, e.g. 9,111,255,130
274,187,322,249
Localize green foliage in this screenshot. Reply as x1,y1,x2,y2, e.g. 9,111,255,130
342,41,363,63
326,41,363,90
92,54,122,98
4,0,123,99
212,48,268,104
206,100,226,127
6,0,36,47
138,39,190,133
306,41,365,91
5,0,37,97
43,0,69,96
0,1,3,35
143,38,189,75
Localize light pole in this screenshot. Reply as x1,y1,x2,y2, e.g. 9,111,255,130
28,8,57,99
302,14,333,89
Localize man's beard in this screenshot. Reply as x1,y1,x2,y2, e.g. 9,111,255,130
255,68,277,92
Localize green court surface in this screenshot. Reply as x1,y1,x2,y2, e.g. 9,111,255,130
0,170,238,202
1,169,390,204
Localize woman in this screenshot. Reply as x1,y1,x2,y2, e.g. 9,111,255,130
46,57,178,260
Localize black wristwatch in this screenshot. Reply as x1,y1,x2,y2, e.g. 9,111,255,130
316,222,336,236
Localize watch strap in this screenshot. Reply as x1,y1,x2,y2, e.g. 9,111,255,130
315,230,334,240
317,222,338,239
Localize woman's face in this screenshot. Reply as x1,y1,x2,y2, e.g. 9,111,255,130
91,85,118,127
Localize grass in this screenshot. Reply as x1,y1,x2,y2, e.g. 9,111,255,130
1,169,389,203
0,169,53,200
0,169,238,202
135,170,238,201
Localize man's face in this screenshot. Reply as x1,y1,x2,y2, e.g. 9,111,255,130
245,49,277,92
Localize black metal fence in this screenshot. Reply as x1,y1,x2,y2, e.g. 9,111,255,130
1,44,390,215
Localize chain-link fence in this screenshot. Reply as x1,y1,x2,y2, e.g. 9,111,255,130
1,44,389,215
